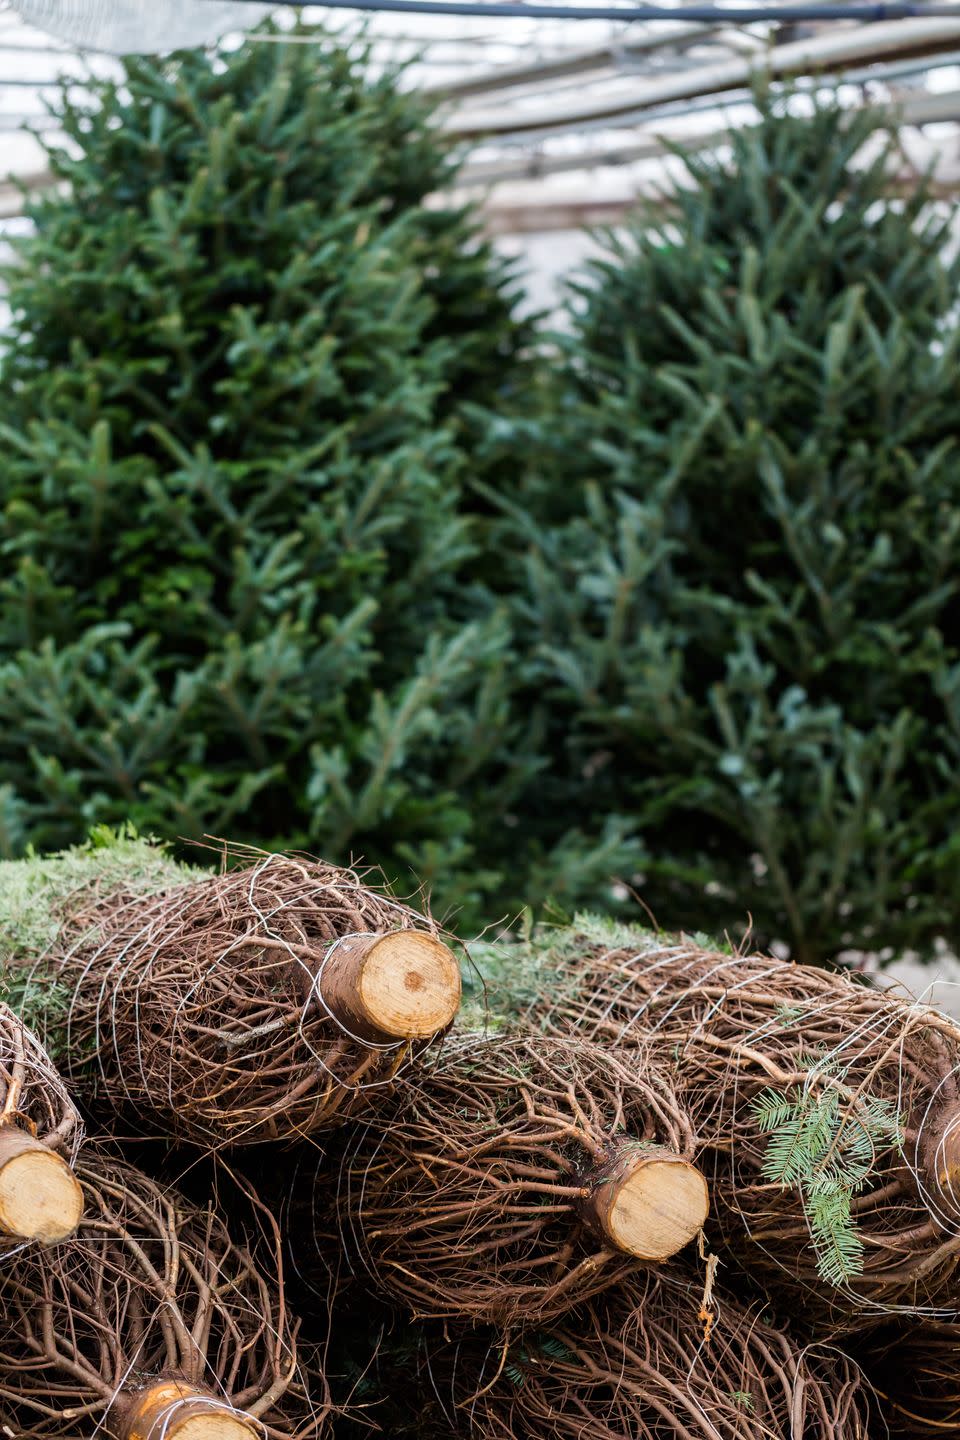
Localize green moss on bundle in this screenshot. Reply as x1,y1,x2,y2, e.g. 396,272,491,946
0,827,193,1041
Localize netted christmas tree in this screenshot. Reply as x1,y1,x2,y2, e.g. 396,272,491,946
498,95,960,964
0,25,571,928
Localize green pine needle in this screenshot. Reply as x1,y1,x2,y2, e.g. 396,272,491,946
751,1064,902,1286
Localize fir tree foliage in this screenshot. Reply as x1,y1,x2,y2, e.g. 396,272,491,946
502,95,960,963
0,26,595,927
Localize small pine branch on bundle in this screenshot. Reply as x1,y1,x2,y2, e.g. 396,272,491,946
752,1075,902,1287
489,915,960,1330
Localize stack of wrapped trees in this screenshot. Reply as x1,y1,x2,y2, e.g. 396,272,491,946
367,1272,873,1440
513,920,960,1316
0,835,463,1440
1,836,959,1438
461,916,960,1436
0,1148,326,1440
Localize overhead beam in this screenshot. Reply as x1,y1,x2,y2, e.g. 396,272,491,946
457,49,960,183
483,197,641,231
472,87,960,231
445,16,960,136
3,49,960,221
423,22,722,98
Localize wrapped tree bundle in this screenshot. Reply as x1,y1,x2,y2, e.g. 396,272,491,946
0,1148,327,1440
480,917,960,1329
0,1002,83,1247
385,1269,873,1440
3,836,461,1146
324,1032,708,1325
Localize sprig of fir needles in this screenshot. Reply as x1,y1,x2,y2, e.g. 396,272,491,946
751,1057,904,1287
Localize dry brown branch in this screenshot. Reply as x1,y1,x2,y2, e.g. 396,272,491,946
856,1320,960,1436
0,1003,83,1248
38,847,461,1147
405,1267,873,1440
326,1031,708,1325
520,922,960,1329
0,1146,329,1440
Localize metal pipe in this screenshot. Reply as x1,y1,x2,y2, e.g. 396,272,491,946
446,15,960,134
0,42,72,53
423,24,722,97
457,82,960,184
424,0,857,97
206,0,960,20
456,40,960,154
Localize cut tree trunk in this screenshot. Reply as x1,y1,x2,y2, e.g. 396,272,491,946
0,1126,82,1245
16,844,461,1146
577,1139,709,1260
114,1381,261,1440
0,1146,327,1440
0,1002,83,1247
504,919,960,1331
327,1031,708,1325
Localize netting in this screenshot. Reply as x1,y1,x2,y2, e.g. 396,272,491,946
0,1003,83,1252
31,846,460,1147
403,1267,873,1440
857,1319,960,1435
9,0,271,55
0,1146,328,1439
514,917,960,1328
325,1031,706,1325
0,1003,81,1165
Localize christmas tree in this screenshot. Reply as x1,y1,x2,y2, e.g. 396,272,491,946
503,96,960,964
0,27,553,925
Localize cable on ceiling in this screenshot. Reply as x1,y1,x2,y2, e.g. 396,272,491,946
204,0,960,21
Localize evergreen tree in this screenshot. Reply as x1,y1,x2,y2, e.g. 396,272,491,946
0,27,552,925
504,97,960,964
